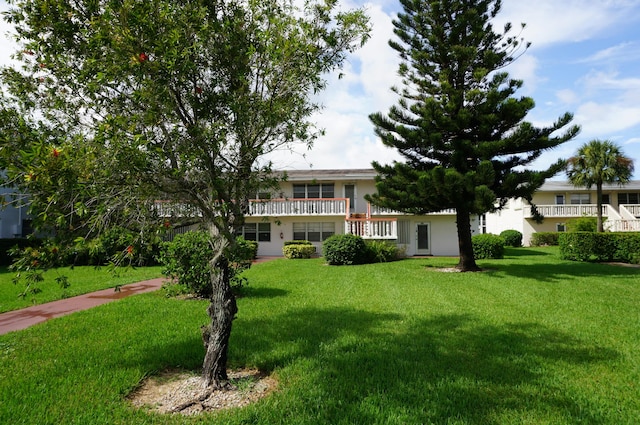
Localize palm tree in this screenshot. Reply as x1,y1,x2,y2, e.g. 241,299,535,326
566,139,635,232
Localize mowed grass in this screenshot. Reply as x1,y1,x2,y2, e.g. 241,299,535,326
0,265,163,313
1,247,639,424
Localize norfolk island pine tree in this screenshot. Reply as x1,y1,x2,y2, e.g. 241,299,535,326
366,0,579,271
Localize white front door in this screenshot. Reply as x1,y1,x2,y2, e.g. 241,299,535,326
416,223,431,255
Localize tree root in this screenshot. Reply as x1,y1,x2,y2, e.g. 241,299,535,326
169,381,235,413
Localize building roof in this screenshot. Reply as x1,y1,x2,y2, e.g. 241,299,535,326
540,180,640,192
281,169,377,181
278,168,640,190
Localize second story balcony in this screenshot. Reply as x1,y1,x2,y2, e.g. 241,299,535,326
524,204,613,219
369,205,457,216
248,198,349,216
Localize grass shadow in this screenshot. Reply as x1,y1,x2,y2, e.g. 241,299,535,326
231,308,620,423
240,286,289,299
479,260,640,282
504,247,552,257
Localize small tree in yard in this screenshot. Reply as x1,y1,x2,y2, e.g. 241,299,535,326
366,0,579,271
0,0,369,390
566,139,634,232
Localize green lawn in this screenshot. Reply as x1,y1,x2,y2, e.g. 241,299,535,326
0,265,163,313
1,247,639,424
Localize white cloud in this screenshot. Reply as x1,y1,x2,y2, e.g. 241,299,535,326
497,0,640,48
575,101,640,136
556,89,579,105
581,70,640,92
578,41,640,64
505,53,541,94
267,1,403,170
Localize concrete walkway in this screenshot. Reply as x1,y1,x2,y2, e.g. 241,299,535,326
0,278,164,335
0,257,282,336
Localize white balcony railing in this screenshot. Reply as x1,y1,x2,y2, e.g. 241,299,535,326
154,201,202,218
248,198,348,216
525,204,611,218
369,205,456,215
608,219,640,232
621,204,640,218
345,218,397,239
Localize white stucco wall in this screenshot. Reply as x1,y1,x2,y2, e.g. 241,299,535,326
485,198,525,236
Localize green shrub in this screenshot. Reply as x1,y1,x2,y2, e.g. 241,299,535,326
365,240,402,263
499,230,523,247
159,230,213,297
558,232,640,263
67,226,162,267
284,240,312,246
567,217,598,232
530,232,560,246
283,244,316,259
612,233,640,263
323,234,368,265
472,234,505,259
160,231,254,296
227,236,258,264
559,232,612,262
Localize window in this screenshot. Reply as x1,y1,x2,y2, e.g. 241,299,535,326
293,222,335,242
238,223,271,242
556,223,566,232
618,193,639,204
257,192,271,200
555,195,565,205
601,194,610,205
570,193,590,205
397,220,411,244
292,183,335,199
479,214,487,234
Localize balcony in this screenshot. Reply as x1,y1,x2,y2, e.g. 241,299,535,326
345,218,397,239
524,204,612,218
248,198,348,216
154,201,202,218
621,204,640,218
607,219,640,232
369,206,457,216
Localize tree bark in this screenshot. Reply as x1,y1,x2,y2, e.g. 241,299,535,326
456,207,481,272
202,239,237,389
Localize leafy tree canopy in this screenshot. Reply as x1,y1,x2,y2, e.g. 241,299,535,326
0,0,370,388
1,0,370,241
566,139,634,232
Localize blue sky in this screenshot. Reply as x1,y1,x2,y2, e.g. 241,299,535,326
2,0,639,178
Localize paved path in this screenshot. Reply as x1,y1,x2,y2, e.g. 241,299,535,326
0,257,281,336
0,278,164,335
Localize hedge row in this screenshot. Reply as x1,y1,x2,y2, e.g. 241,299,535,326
472,234,505,259
559,232,640,263
530,232,560,246
322,234,403,265
283,240,316,259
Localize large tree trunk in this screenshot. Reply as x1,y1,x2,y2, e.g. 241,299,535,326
202,239,238,389
456,208,481,272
